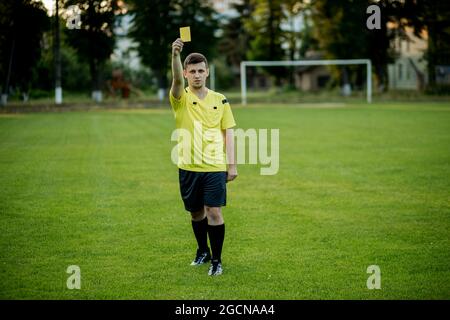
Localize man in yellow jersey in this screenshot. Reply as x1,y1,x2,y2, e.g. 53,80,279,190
170,38,237,276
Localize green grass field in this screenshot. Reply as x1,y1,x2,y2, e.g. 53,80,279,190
0,102,449,299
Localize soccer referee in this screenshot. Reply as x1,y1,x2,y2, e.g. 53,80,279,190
170,38,237,276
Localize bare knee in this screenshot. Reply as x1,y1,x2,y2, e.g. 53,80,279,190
205,206,224,225
191,208,206,221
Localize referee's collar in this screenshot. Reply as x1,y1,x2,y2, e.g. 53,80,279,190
187,86,210,101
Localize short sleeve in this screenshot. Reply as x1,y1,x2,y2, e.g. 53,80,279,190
169,88,186,112
221,97,236,129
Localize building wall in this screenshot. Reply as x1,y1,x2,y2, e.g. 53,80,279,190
388,57,427,90
388,28,428,90
295,66,331,91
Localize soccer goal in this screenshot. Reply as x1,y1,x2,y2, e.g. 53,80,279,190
240,59,372,105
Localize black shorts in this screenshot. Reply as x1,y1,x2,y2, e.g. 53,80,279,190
179,168,227,212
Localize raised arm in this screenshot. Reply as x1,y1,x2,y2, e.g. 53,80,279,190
171,38,184,99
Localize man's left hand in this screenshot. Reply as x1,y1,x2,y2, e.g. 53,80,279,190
227,166,238,183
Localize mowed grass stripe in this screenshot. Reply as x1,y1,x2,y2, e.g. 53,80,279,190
0,103,449,299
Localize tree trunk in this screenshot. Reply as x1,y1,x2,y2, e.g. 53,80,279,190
54,0,62,104
90,59,103,102
427,2,438,88
156,69,168,101
341,67,351,96
2,36,15,106
375,64,387,93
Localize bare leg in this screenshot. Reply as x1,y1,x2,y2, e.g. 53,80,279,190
204,206,223,225
191,208,206,221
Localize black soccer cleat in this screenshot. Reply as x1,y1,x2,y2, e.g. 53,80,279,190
190,249,211,266
208,260,223,276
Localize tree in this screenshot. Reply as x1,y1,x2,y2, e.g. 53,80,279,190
31,31,91,93
310,0,450,92
404,0,450,89
311,0,369,92
297,3,318,59
282,0,306,86
128,0,218,100
219,0,254,68
0,0,50,103
218,0,253,88
244,0,287,85
64,0,119,102
365,0,405,92
283,1,304,61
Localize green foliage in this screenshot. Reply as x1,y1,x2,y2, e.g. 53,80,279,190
244,0,287,82
425,84,450,95
312,0,368,60
311,0,370,90
108,60,155,90
404,0,450,87
311,0,450,91
245,0,285,61
212,57,235,90
311,0,419,91
60,43,92,92
30,32,91,93
0,0,50,95
297,4,318,58
218,0,254,68
64,0,119,91
128,0,219,90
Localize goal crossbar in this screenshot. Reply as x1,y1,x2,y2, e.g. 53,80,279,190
240,59,372,104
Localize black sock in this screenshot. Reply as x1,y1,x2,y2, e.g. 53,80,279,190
191,217,209,252
208,224,225,262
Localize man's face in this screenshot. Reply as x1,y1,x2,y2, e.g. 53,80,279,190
183,62,209,89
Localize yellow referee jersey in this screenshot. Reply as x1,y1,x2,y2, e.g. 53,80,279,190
169,87,236,172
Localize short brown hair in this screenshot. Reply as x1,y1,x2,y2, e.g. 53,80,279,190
183,53,209,69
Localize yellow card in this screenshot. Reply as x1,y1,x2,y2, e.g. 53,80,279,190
180,26,191,42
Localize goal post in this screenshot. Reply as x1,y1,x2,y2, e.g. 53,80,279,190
240,59,372,105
